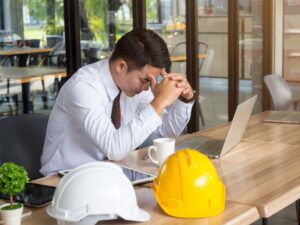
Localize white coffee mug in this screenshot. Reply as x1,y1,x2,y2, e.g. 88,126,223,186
148,138,175,167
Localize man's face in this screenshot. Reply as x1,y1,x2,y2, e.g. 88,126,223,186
120,64,162,97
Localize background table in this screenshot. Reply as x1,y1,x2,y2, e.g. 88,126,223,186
0,66,66,113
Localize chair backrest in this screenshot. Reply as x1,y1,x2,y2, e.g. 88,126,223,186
83,48,99,65
46,35,63,48
172,41,208,55
0,113,49,180
199,48,215,76
47,41,65,66
172,41,186,55
264,74,293,111
172,41,209,74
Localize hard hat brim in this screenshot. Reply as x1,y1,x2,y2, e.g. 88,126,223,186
119,208,150,222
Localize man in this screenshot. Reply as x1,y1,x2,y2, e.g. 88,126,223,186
40,28,195,176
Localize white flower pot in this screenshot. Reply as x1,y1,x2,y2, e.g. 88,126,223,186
0,203,23,225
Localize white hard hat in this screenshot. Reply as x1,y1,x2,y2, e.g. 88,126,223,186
47,162,150,225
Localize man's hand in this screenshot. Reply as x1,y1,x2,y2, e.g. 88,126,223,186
150,76,183,115
164,73,194,101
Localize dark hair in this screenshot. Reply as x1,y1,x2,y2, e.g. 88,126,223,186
109,28,171,72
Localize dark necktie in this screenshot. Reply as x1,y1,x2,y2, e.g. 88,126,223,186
111,91,121,129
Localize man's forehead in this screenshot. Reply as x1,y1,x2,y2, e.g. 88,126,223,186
143,64,163,75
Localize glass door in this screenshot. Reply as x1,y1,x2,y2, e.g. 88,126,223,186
78,0,133,66
198,0,229,128
238,0,263,113
0,0,65,115
145,0,187,74
283,0,300,82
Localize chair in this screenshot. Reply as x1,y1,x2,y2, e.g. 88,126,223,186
0,58,20,115
46,35,63,48
264,74,300,111
0,113,49,180
172,41,208,73
42,41,66,67
83,48,99,65
38,41,66,109
199,48,215,76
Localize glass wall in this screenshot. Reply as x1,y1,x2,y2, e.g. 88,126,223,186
78,0,133,66
0,0,65,115
146,0,186,74
145,0,263,129
239,0,263,113
283,0,300,82
198,0,229,128
0,0,275,127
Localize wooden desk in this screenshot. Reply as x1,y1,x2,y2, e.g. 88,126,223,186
244,111,300,145
285,29,300,35
0,48,53,56
203,112,300,219
0,48,53,67
25,175,259,225
22,111,300,224
0,66,66,113
170,53,208,62
118,111,300,221
288,52,300,59
0,66,66,83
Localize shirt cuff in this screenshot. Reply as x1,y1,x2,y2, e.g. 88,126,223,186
175,98,194,109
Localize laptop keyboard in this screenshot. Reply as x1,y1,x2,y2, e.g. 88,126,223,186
199,139,225,154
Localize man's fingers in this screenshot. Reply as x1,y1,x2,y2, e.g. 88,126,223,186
147,74,157,89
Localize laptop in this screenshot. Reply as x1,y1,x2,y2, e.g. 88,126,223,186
262,111,300,124
175,95,257,159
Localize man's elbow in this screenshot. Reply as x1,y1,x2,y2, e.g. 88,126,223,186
106,151,128,161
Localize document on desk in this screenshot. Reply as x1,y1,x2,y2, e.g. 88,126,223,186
263,111,300,124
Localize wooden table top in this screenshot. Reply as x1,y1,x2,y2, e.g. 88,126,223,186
14,111,300,224
288,52,300,58
170,53,208,62
26,175,259,225
0,48,53,56
0,66,67,83
117,111,300,218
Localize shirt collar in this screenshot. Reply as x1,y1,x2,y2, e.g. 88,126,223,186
100,59,120,101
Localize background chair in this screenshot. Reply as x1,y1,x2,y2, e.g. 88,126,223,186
264,74,300,111
46,35,63,48
37,40,66,109
0,113,48,179
199,48,215,76
172,41,208,73
83,48,100,65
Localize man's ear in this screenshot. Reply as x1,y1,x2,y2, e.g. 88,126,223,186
116,59,128,73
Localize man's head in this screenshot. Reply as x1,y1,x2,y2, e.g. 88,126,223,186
109,28,171,97
110,28,171,73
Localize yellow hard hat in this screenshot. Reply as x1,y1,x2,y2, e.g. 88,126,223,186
152,149,225,218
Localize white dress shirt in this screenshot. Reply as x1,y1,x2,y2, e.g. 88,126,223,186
40,59,193,175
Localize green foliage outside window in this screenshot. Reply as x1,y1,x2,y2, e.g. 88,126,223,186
24,0,64,35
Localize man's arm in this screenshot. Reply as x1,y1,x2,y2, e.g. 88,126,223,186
64,81,163,161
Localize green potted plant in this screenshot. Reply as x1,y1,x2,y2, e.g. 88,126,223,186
0,162,29,225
